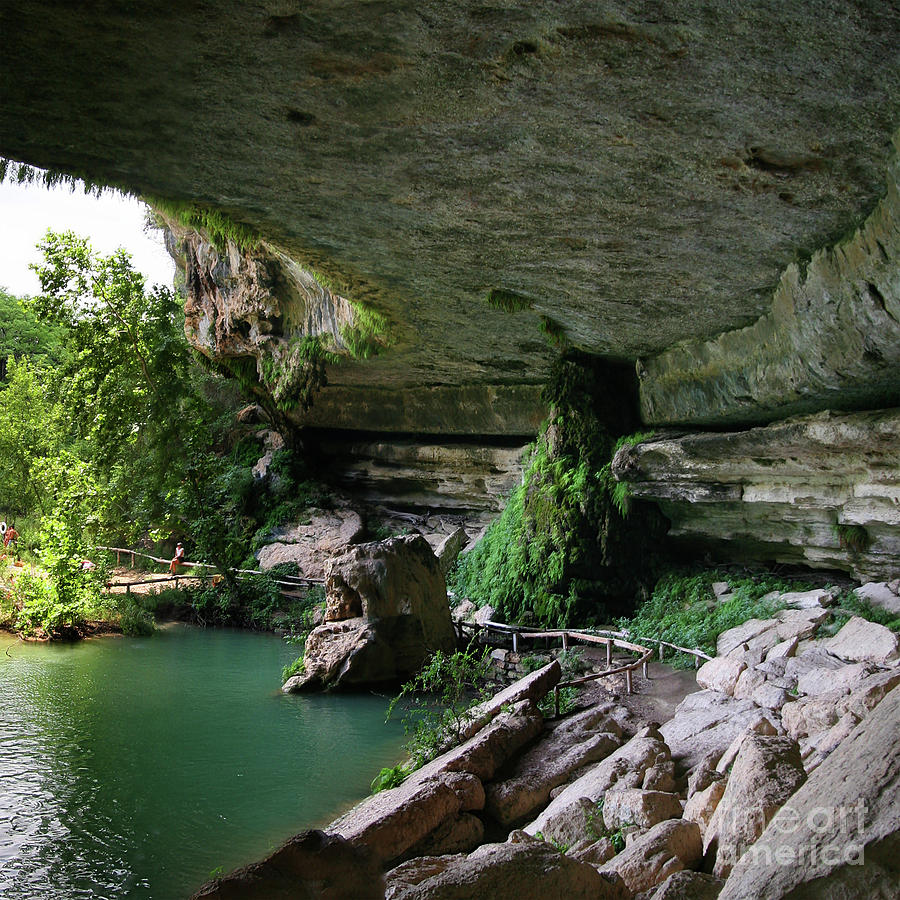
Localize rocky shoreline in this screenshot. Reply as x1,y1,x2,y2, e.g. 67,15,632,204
193,583,899,899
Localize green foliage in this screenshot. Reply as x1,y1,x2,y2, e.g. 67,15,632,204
259,336,334,412
538,315,569,349
486,288,532,313
148,196,261,251
0,158,110,195
584,798,628,852
387,645,492,769
539,685,579,717
370,762,412,794
0,289,68,377
450,355,667,628
282,654,305,683
340,301,391,359
621,570,805,665
826,589,900,634
832,523,871,553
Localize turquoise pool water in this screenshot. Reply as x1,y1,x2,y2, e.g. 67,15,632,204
0,624,406,898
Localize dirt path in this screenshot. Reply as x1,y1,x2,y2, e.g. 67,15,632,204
576,650,700,735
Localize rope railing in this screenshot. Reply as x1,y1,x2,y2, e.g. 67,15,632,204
97,545,325,592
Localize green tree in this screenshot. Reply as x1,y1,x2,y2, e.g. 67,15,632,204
0,357,64,518
27,230,250,593
0,287,67,379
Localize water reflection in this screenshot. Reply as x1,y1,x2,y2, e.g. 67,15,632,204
0,627,405,898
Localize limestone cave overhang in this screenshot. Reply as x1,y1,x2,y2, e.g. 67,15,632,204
1,1,899,437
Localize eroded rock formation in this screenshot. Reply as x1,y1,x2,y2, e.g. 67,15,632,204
612,408,900,581
283,535,456,690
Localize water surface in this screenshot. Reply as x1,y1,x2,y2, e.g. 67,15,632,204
0,624,406,898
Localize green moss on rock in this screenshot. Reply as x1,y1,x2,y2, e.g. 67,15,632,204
450,353,668,627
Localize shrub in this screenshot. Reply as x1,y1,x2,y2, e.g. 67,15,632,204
621,570,806,666
281,654,305,683
387,645,492,769
370,763,411,794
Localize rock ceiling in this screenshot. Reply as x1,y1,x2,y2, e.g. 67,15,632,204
1,1,898,431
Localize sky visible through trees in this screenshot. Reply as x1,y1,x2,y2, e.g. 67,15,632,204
0,177,174,295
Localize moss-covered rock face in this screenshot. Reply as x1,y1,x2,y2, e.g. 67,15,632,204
1,1,898,430
451,354,669,627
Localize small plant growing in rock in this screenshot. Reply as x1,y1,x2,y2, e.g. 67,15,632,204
370,762,412,794
831,523,871,553
386,644,492,769
281,653,305,683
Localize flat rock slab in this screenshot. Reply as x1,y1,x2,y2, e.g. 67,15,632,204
823,615,900,664
718,684,900,899
385,840,630,900
716,619,779,658
460,660,560,740
659,691,763,773
485,705,622,827
854,582,900,616
414,699,544,784
330,771,483,867
778,589,834,610
524,727,671,845
775,608,830,642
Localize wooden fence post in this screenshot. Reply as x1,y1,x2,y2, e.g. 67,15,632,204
562,632,569,651
625,668,633,695
606,641,612,669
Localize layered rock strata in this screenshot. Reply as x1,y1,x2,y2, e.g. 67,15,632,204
639,130,900,426
613,408,900,581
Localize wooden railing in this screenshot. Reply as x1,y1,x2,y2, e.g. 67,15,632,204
464,619,711,715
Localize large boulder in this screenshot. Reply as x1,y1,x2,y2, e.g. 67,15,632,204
413,699,544,784
822,615,900,664
718,684,900,899
384,840,630,900
854,582,900,617
659,691,765,773
705,734,807,878
190,829,383,900
286,535,455,689
257,508,364,578
329,771,483,868
601,788,684,833
602,819,703,895
485,706,623,827
696,657,746,696
648,871,724,900
716,619,779,657
524,726,671,845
